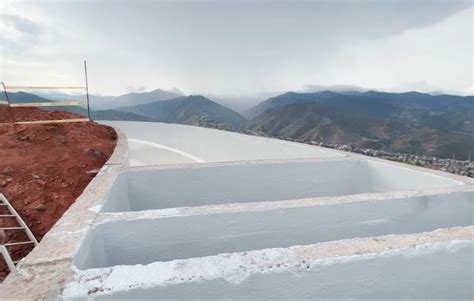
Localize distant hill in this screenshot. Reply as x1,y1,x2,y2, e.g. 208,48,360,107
112,89,183,108
3,91,54,104
244,91,341,119
117,95,247,128
248,98,405,144
247,91,474,159
90,110,155,121
35,89,183,110
3,92,152,122
244,90,474,119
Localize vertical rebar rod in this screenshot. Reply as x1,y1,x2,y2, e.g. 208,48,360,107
84,60,91,121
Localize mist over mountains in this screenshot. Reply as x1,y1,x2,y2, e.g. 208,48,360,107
4,87,473,160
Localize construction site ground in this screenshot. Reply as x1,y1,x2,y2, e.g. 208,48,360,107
0,107,117,281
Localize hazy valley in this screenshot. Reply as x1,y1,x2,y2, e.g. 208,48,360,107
5,88,473,160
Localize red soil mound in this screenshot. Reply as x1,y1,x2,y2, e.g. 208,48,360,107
0,107,117,281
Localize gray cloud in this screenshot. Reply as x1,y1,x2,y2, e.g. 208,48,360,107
1,0,472,96
0,14,43,54
126,86,147,93
1,14,41,35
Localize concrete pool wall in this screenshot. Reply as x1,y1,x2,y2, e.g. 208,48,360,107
101,159,463,212
75,191,473,269
102,121,344,165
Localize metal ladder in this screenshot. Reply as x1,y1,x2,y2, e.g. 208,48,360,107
0,193,38,272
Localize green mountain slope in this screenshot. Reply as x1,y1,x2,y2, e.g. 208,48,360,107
248,92,474,159
117,95,247,128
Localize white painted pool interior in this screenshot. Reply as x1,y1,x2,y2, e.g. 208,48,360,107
67,121,472,299
76,191,472,269
102,121,344,165
101,159,461,212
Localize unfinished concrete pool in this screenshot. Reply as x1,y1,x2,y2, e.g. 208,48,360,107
76,191,473,269
101,159,462,212
3,121,472,300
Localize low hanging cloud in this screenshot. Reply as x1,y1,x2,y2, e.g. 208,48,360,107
126,86,147,93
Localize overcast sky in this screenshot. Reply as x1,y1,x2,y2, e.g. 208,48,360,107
1,0,473,96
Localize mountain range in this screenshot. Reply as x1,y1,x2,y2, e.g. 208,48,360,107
2,88,473,160
35,88,183,110
247,91,473,159
3,91,247,129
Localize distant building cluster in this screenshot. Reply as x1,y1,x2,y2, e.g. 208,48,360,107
310,142,473,178
197,117,473,178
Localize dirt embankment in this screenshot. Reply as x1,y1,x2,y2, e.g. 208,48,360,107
0,107,117,281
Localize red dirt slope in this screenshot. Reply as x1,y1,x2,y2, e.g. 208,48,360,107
0,107,117,281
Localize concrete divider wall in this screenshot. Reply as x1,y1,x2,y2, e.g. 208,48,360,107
73,229,107,271
101,160,462,212
96,241,473,299
102,173,130,212
75,191,473,269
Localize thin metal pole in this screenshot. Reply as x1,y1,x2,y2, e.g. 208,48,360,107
2,82,17,132
84,60,91,121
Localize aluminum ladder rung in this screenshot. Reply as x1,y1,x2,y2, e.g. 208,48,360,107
4,241,35,247
0,193,39,272
0,226,26,231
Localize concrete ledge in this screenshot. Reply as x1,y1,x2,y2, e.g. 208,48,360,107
103,127,128,166
96,186,474,222
63,227,473,299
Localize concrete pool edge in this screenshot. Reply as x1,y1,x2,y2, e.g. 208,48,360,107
62,226,474,298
